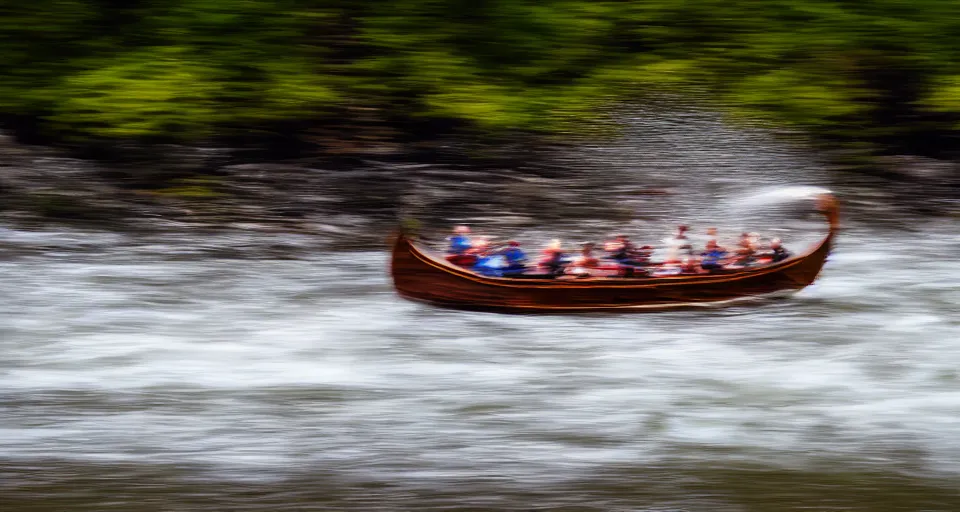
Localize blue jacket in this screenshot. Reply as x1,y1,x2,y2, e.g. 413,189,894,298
501,247,527,266
449,235,472,254
702,249,726,266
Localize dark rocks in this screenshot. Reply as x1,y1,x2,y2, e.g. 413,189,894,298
875,155,960,186
0,121,958,237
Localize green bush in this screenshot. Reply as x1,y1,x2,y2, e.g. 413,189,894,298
3,0,960,156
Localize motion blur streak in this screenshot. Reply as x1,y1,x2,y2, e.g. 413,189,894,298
2,111,959,511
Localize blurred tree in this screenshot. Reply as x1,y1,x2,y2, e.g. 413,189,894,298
2,0,960,160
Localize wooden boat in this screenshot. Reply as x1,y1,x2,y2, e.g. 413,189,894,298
390,193,840,312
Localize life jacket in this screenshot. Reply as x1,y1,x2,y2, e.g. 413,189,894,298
449,235,472,254
702,249,726,266
502,247,526,266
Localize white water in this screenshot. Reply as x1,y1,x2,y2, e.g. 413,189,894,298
2,108,959,510
2,220,958,483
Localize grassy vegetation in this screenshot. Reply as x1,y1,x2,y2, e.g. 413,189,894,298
4,0,960,159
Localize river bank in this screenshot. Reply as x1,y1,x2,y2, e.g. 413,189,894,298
2,112,958,242
0,126,577,236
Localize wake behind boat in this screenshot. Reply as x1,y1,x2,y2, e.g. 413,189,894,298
390,192,839,312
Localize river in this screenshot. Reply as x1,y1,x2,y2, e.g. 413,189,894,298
2,109,959,511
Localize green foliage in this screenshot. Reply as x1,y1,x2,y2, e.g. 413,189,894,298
152,177,224,198
3,0,960,152
51,48,221,138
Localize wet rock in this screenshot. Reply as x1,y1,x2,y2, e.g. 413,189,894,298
219,163,330,178
876,155,960,185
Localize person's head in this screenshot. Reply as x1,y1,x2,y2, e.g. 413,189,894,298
706,227,717,237
677,225,688,234
508,240,520,247
454,225,470,234
706,240,718,250
770,238,782,249
616,234,628,241
548,238,562,250
581,242,595,253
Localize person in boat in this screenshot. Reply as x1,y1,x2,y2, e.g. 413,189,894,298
681,257,700,274
499,240,528,272
734,232,757,265
700,240,727,271
705,227,726,251
448,225,473,255
664,224,694,263
604,234,631,257
620,243,654,267
770,238,790,262
567,242,600,277
471,236,493,259
577,242,600,267
538,239,567,276
471,237,517,276
606,234,647,266
445,225,478,266
636,245,654,264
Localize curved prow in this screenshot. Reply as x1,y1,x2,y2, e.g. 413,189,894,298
816,193,840,234
800,191,839,269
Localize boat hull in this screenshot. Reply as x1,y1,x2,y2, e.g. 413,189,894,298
391,234,832,313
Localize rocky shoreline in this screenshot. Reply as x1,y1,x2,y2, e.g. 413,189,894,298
1,125,957,240
0,131,590,250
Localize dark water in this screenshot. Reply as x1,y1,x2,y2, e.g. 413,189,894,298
2,110,960,511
